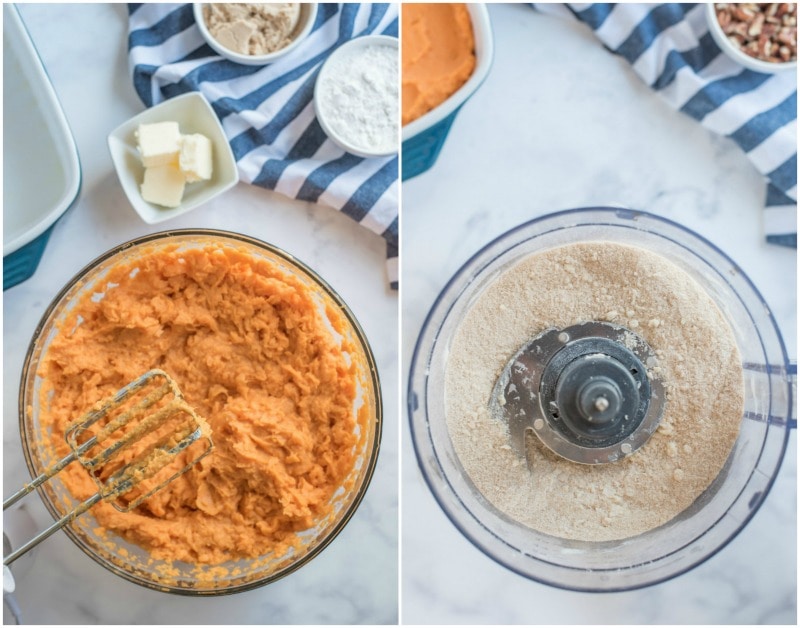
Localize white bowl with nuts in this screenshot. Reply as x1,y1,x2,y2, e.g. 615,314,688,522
707,3,797,73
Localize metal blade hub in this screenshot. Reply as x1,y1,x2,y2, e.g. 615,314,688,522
489,321,665,465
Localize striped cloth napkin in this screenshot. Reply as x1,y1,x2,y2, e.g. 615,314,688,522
535,2,797,247
127,3,399,288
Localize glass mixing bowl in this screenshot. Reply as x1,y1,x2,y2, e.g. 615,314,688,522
408,207,793,592
18,229,382,595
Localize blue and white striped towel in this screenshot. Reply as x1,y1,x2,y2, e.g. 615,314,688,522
535,3,797,247
127,3,399,288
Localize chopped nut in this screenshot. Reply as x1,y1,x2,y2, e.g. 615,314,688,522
731,4,756,21
748,11,765,35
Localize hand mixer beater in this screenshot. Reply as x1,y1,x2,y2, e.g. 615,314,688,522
3,369,213,565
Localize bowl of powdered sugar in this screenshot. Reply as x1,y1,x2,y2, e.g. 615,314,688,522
409,207,793,592
314,35,399,158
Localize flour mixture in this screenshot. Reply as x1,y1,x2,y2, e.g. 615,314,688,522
316,42,399,154
445,241,744,542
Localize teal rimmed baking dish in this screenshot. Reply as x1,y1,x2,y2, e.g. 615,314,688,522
3,4,81,290
401,3,494,181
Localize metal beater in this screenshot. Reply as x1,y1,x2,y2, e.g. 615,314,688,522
3,369,213,565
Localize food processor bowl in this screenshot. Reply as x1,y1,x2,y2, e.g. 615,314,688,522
408,207,793,592
18,229,382,595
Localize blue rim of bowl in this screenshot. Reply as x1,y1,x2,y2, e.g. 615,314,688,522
407,207,792,592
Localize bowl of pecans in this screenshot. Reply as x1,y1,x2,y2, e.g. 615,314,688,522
707,3,797,72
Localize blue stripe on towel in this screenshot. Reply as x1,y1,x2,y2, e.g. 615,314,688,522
127,3,399,286
132,63,158,107
680,69,772,121
767,183,797,207
128,4,194,48
228,74,319,161
297,154,365,204
615,4,695,65
339,156,399,222
366,2,390,32
381,16,399,36
730,92,797,153
252,120,331,190
768,154,797,193
533,2,796,247
569,4,615,30
652,32,720,90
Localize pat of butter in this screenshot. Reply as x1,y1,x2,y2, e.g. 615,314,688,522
140,163,185,208
179,134,213,183
136,121,182,167
135,120,215,208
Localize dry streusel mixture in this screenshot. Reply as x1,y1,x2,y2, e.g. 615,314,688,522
445,242,744,542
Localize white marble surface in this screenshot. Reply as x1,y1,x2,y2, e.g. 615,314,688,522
3,3,397,624
402,4,796,625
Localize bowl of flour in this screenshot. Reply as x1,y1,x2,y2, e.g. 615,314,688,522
314,35,399,158
408,207,793,591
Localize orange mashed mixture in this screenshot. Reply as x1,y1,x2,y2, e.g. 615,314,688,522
402,3,476,125
37,242,364,565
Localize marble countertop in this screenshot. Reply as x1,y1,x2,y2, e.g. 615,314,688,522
3,4,397,625
402,4,796,625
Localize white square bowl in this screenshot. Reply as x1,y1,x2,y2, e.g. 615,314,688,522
107,91,239,224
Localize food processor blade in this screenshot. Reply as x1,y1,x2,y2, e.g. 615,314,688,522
489,321,666,465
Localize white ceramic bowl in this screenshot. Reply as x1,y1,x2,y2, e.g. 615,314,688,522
314,35,399,159
193,3,318,66
706,3,797,73
107,91,239,225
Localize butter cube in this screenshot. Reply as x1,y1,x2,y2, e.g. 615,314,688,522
179,134,213,182
136,122,181,167
140,164,185,208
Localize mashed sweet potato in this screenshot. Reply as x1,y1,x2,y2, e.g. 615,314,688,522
402,3,476,125
37,241,365,565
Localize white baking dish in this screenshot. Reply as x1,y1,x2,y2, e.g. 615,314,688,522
3,4,81,279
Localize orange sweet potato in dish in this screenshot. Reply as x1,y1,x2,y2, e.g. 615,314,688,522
402,3,476,125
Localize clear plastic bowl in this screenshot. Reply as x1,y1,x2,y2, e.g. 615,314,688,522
408,207,793,592
18,229,382,595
